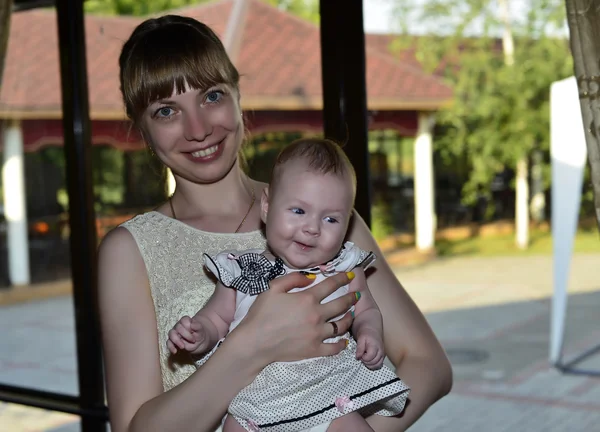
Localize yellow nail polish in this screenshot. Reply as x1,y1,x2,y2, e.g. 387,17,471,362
345,339,349,347
355,292,361,302
347,271,355,280
305,273,316,280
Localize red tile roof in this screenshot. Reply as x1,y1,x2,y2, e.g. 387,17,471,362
0,0,452,120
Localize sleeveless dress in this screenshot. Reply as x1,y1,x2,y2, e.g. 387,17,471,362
120,211,267,393
196,242,410,432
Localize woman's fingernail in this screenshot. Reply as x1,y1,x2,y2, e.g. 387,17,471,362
354,292,361,302
351,310,355,319
345,339,349,347
304,273,316,280
347,271,355,280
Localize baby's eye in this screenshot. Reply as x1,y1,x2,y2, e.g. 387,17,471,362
324,217,338,224
291,208,305,215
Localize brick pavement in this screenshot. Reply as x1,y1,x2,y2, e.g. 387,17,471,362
0,253,598,431
398,254,600,432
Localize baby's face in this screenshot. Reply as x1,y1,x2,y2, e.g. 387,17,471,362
262,162,354,269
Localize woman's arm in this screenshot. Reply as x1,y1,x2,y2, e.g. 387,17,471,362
346,211,452,431
98,227,359,432
99,227,251,432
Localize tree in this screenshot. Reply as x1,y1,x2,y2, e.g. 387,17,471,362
564,0,600,232
264,0,319,24
84,0,210,16
392,0,572,246
85,0,319,20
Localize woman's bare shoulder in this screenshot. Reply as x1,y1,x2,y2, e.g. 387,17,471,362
98,226,146,284
99,225,139,255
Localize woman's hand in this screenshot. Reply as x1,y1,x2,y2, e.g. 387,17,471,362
231,271,359,367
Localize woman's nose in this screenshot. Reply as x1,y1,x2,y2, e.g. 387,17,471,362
183,112,212,142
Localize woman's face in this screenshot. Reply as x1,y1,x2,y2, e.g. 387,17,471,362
140,81,243,184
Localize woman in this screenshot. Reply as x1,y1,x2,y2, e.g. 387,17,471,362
98,14,452,432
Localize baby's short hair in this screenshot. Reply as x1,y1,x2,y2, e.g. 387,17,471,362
270,138,357,199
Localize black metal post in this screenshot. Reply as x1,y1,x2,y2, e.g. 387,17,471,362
55,1,107,431
0,383,108,420
319,0,372,227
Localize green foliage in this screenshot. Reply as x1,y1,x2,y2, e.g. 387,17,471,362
84,0,211,15
243,131,306,182
392,0,572,207
263,0,319,24
84,0,319,19
92,146,125,209
435,227,600,257
371,195,395,241
33,146,167,215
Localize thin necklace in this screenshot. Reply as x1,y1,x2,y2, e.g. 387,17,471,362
168,183,256,234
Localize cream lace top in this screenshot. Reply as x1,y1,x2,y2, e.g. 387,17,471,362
120,211,267,392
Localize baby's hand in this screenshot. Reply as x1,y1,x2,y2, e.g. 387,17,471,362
167,315,208,355
355,328,385,370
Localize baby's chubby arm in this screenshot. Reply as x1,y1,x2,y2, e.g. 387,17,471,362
194,281,237,342
347,267,385,369
167,282,236,356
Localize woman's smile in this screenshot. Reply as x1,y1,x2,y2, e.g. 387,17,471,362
182,137,226,163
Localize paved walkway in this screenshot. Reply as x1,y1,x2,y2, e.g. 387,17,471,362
397,254,600,432
0,253,599,431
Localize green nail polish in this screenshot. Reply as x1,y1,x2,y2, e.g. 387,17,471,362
351,310,355,318
355,292,361,301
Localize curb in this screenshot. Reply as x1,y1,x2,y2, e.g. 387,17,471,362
0,248,437,307
0,279,72,306
384,247,438,267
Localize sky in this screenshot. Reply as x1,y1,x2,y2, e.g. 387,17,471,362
363,0,397,34
362,0,568,37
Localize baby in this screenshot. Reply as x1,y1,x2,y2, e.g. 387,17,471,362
168,138,409,432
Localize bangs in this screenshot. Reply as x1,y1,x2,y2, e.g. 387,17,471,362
121,22,239,121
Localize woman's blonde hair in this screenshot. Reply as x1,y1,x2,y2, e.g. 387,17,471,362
119,15,240,125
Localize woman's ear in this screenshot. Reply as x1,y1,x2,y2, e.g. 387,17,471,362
260,187,270,224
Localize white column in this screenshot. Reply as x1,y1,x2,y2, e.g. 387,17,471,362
549,76,587,365
2,119,30,286
515,157,529,249
413,112,436,251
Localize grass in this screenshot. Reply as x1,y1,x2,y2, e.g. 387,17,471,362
434,228,600,257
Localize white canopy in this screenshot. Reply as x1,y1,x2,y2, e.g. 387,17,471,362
549,76,597,373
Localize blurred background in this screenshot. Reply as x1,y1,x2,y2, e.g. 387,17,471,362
0,0,598,431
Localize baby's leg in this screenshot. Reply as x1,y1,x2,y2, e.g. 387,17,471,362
222,415,248,432
327,412,374,432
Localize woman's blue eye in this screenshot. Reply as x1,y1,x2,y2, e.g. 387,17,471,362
156,107,174,118
324,217,338,224
291,208,304,215
206,91,223,103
